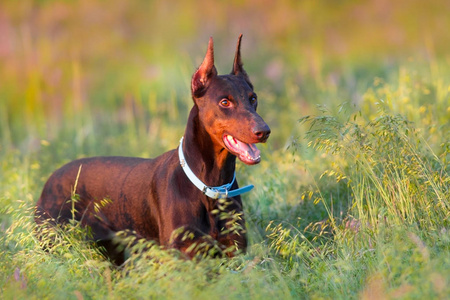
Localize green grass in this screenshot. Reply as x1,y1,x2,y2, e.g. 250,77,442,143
1,0,449,299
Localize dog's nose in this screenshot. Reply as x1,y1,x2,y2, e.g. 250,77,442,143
253,124,271,142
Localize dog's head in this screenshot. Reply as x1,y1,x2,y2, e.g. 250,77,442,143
191,35,270,165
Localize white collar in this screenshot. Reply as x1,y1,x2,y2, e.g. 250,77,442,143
178,137,254,199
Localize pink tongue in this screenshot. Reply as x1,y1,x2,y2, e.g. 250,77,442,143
234,139,260,159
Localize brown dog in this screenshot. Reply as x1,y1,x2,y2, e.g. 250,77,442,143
35,35,270,263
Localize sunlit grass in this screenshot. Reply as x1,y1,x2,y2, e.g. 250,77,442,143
1,0,449,299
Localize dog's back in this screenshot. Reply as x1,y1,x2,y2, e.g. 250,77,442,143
35,153,176,242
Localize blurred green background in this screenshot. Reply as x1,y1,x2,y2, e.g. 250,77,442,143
1,0,449,155
1,1,449,299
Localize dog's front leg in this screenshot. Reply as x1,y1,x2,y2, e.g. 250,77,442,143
213,197,248,256
216,217,247,257
169,225,224,258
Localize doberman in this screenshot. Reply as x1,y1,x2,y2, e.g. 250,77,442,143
35,35,271,264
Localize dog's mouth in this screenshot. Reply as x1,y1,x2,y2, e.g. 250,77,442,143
223,135,261,165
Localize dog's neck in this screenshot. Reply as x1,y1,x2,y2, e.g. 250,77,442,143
182,105,236,187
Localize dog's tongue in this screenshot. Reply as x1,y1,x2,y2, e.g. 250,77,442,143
224,135,261,164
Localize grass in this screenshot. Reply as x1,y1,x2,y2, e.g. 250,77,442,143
1,0,449,299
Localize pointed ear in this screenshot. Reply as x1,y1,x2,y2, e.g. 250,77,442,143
191,37,217,97
231,34,252,87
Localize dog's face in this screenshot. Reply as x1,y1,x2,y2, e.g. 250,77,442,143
191,35,270,165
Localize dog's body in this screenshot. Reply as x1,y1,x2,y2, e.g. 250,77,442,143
35,35,270,263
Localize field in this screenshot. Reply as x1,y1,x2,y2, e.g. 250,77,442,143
1,0,449,299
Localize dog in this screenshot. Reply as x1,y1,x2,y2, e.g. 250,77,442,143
35,35,270,264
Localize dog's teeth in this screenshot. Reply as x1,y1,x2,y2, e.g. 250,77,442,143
248,155,260,161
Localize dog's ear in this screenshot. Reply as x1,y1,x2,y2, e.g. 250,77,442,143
231,34,252,88
192,37,217,97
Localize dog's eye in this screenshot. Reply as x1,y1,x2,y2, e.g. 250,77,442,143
219,99,231,107
250,96,257,104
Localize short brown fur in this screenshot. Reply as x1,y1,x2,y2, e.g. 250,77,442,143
35,35,270,264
